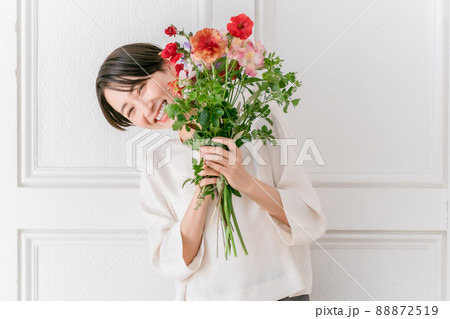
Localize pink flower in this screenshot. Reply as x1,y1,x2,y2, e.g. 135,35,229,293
178,63,197,88
218,28,229,43
227,38,264,77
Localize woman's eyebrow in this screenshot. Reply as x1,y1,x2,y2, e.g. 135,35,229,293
120,103,128,115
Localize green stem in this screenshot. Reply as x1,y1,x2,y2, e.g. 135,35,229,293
187,56,202,75
227,60,237,103
226,185,237,257
219,188,229,260
231,82,243,106
230,199,248,255
223,184,236,258
200,60,211,80
222,57,229,100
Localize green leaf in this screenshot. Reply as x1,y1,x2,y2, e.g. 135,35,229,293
270,81,280,91
230,187,242,197
211,114,220,127
246,89,261,105
242,77,262,85
182,178,193,188
191,92,198,99
198,110,209,127
214,109,224,117
165,104,176,119
292,98,300,106
172,120,185,130
212,95,222,104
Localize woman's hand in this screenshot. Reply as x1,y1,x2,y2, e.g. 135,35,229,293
195,162,220,194
199,137,252,192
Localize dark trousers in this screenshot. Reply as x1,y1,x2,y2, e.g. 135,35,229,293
277,294,310,301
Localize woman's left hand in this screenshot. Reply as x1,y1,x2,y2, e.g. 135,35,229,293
199,137,252,192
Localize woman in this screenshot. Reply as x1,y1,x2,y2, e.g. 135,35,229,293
95,42,327,301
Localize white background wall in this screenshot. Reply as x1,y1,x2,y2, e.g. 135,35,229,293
0,0,448,301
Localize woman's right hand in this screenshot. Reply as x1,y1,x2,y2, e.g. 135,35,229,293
194,162,220,194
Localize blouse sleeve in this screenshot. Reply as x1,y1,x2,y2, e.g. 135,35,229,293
260,108,327,246
140,170,205,282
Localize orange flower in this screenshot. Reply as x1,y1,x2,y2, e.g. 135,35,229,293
190,28,226,64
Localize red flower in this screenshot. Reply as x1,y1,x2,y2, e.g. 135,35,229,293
161,42,178,58
161,42,183,65
174,63,184,76
170,53,182,65
165,25,177,37
227,14,253,40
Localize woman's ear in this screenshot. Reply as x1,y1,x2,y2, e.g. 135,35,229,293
163,59,177,77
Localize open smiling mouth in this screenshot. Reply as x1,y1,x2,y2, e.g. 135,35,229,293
154,100,168,123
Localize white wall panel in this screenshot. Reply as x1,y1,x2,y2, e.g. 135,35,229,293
311,232,444,300
19,230,174,300
11,0,449,302
258,0,447,186
19,0,198,187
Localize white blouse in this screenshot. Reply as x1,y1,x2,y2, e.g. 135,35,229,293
140,108,327,301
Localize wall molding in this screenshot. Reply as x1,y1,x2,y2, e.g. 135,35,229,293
18,229,153,301
17,0,205,188
256,0,447,187
18,0,448,188
311,231,445,300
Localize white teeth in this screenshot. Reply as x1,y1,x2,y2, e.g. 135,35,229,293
155,101,167,121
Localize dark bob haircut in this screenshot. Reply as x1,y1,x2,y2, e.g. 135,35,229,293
95,43,166,131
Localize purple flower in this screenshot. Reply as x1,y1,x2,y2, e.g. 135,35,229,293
183,41,191,50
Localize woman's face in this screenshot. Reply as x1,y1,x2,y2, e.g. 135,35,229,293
104,62,180,130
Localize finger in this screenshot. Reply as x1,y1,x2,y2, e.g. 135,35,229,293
204,153,240,167
212,137,237,153
199,168,220,177
199,177,218,187
202,153,227,164
205,160,226,173
200,146,229,159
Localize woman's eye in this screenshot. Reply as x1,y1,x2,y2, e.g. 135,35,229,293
127,107,135,117
138,83,145,95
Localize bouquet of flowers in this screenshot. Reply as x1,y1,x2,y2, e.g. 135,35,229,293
161,13,301,259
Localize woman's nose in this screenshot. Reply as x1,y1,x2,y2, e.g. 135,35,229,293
135,99,153,118
143,104,152,117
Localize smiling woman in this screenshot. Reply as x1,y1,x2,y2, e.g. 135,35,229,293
95,43,193,140
94,42,327,301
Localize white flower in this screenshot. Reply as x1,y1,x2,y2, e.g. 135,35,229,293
178,63,196,88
